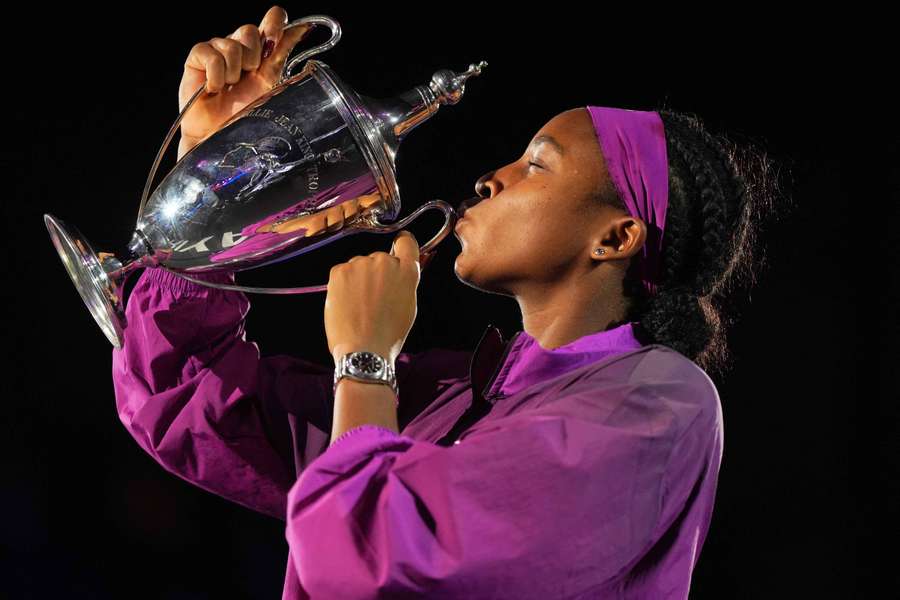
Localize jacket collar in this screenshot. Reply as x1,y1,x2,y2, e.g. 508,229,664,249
468,321,643,405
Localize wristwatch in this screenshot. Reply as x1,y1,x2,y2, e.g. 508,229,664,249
333,350,399,400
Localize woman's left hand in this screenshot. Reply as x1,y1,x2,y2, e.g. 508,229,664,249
325,230,422,365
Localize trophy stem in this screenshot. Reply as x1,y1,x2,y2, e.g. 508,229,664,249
44,214,148,349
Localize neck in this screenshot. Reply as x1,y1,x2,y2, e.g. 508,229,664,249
514,275,628,350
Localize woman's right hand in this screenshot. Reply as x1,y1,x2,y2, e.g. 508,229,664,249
177,5,316,159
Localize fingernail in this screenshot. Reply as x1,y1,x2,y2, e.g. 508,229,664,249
262,39,274,59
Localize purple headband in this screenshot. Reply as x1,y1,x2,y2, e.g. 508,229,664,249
586,106,669,296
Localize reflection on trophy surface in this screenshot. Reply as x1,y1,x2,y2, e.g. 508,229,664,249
255,192,385,236
43,13,487,348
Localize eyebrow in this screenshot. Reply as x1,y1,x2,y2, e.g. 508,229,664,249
531,134,565,156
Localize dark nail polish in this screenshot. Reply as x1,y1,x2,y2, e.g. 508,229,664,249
262,39,275,59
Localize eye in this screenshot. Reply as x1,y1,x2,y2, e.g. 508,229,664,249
528,161,543,170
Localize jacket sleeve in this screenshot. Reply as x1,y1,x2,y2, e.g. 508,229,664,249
111,266,453,521
283,376,719,598
111,266,339,520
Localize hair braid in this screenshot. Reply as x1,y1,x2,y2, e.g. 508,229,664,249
604,105,791,380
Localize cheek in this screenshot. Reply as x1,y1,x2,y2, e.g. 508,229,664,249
514,194,572,243
471,200,571,268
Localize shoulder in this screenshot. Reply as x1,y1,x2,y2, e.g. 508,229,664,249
561,344,721,443
628,345,719,399
630,344,723,446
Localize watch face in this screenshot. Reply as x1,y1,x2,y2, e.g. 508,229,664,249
349,352,384,375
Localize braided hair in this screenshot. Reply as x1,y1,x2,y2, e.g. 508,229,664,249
595,105,791,380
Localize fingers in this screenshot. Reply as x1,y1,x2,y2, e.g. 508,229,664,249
184,41,228,95
265,22,314,68
182,5,292,97
184,34,255,95
258,5,289,45
257,6,316,82
390,230,420,265
181,6,315,103
206,37,244,91
228,24,263,72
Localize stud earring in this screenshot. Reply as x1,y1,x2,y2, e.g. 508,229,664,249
594,249,606,255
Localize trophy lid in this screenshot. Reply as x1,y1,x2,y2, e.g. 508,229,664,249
311,60,488,224
365,60,489,157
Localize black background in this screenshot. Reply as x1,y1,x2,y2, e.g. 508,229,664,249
6,3,893,598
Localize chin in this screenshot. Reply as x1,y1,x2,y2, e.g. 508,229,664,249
452,252,479,287
452,253,472,283
453,253,504,295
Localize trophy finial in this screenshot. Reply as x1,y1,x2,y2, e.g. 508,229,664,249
362,60,489,147
429,60,489,106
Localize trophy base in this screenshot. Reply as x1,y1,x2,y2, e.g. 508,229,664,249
44,214,127,349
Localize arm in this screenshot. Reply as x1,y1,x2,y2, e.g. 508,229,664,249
328,344,473,442
331,378,399,441
284,377,719,598
327,346,472,442
110,266,459,521
111,266,335,520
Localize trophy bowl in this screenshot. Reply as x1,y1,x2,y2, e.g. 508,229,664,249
43,14,487,349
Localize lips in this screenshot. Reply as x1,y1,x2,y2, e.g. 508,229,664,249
457,195,484,219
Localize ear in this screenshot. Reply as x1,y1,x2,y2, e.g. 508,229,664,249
607,215,647,260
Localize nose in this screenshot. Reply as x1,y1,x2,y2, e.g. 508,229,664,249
474,170,498,199
458,170,498,217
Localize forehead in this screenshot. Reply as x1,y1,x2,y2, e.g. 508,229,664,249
530,108,598,154
530,108,605,172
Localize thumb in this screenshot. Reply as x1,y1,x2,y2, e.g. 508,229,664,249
258,22,316,83
390,230,419,260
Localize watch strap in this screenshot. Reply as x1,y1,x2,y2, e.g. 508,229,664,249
333,351,399,404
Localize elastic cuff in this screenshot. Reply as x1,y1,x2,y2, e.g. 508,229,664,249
140,267,236,296
328,424,402,450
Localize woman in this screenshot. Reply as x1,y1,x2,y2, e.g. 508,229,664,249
111,6,780,599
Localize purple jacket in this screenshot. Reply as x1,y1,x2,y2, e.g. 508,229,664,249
111,266,724,599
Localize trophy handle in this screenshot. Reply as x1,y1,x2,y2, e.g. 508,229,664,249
137,15,342,221
280,15,342,83
166,199,459,295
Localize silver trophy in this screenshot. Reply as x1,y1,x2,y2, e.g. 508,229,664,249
43,14,486,349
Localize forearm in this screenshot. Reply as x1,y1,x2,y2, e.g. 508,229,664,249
330,378,399,444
